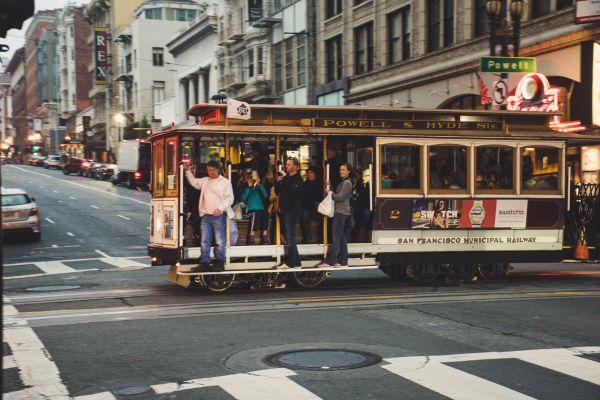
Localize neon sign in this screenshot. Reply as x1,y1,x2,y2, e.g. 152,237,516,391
506,73,559,112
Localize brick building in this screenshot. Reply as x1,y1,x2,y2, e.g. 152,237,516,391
5,47,26,155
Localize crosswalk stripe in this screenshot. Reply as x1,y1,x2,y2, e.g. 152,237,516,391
98,257,148,268
152,368,323,400
73,392,117,400
383,356,536,400
33,261,77,274
3,355,16,369
507,348,600,386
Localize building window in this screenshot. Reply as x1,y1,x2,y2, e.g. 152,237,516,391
218,60,225,78
557,0,573,10
474,0,488,37
125,54,132,72
443,0,454,47
354,22,373,74
388,6,410,64
153,81,165,105
354,0,367,5
326,35,342,82
238,6,245,33
237,55,245,82
248,48,254,78
427,0,441,52
297,35,306,86
274,43,282,93
72,93,76,107
532,0,551,17
285,38,293,90
257,47,264,75
145,8,162,20
165,8,196,21
326,0,342,19
152,47,164,66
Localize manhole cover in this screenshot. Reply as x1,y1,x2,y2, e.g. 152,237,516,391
26,285,81,292
112,386,151,396
264,349,382,371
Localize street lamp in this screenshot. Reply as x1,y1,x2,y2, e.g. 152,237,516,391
114,113,126,142
486,0,526,109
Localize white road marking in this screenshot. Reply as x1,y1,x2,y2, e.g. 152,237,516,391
69,196,77,200
3,298,70,399
33,261,77,274
40,186,46,188
152,368,323,400
53,190,58,193
52,245,58,248
4,255,148,267
117,214,130,220
90,205,99,209
73,392,117,400
506,348,600,386
383,356,534,400
45,217,55,224
58,200,63,203
4,269,99,280
94,249,110,258
3,355,17,369
66,232,75,237
99,257,147,268
8,166,150,205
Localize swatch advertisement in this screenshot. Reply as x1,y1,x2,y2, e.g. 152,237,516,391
412,199,528,229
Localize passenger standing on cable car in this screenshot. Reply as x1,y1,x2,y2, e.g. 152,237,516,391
184,160,234,272
275,157,303,269
318,163,354,268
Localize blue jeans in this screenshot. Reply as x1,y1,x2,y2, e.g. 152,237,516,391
325,213,350,265
200,214,227,263
282,212,300,267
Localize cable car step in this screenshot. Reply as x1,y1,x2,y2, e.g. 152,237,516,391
177,265,380,276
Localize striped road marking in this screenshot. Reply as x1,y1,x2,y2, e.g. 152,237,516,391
99,257,148,268
33,261,77,274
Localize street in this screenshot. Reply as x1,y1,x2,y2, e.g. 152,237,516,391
3,164,600,400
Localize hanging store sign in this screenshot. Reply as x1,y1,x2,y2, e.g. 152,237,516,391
94,28,108,85
480,56,536,73
506,73,559,112
576,0,600,24
314,119,502,131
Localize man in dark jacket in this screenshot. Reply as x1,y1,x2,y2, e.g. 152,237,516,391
300,166,322,243
275,157,303,268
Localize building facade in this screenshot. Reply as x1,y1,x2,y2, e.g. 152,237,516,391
165,1,219,126
56,6,93,142
115,0,206,137
85,0,143,161
6,47,26,156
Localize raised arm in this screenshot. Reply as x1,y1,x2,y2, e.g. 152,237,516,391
185,169,207,190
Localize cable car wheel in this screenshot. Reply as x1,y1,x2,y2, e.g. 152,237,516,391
255,273,283,289
405,264,440,283
379,265,407,280
448,264,477,282
200,273,236,292
292,271,327,288
478,263,511,280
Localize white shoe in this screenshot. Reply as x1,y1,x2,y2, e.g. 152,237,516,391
316,262,331,268
276,263,291,270
334,263,348,268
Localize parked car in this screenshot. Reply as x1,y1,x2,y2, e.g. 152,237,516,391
1,187,41,241
80,159,95,177
43,155,62,169
94,163,117,180
62,157,86,175
84,161,102,178
29,155,47,166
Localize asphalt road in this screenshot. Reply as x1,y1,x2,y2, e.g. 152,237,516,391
3,165,600,400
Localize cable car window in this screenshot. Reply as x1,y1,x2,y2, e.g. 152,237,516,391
166,138,178,195
429,145,468,192
521,146,560,192
153,139,165,196
380,144,421,193
475,146,514,193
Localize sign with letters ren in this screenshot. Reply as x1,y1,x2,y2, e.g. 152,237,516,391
314,119,502,131
94,28,108,85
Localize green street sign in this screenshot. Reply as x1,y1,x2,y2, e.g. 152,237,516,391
480,56,536,73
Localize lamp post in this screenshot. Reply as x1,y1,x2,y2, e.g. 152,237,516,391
486,0,525,109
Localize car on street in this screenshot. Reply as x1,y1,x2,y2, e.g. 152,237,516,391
94,163,117,180
43,155,62,169
83,161,101,178
29,155,47,166
1,187,41,241
62,157,86,175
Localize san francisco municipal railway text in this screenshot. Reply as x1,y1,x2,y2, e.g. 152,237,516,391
397,237,537,244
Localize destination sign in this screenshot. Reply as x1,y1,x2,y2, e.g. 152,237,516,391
314,119,503,131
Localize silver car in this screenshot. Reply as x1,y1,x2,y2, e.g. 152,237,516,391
44,155,62,169
1,187,41,241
